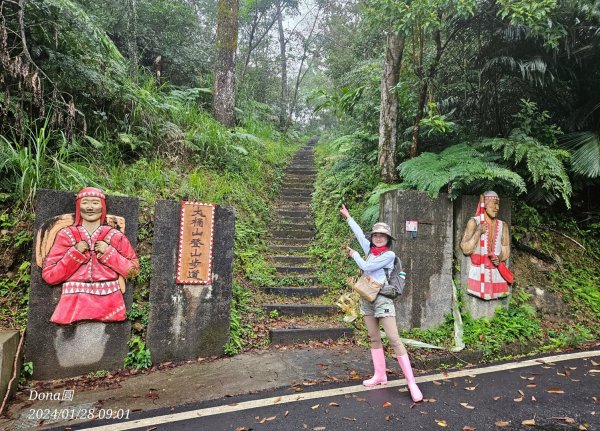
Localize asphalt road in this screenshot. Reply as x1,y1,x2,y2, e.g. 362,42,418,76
61,350,600,431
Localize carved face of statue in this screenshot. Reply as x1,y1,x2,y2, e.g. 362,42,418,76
79,197,103,223
484,198,500,220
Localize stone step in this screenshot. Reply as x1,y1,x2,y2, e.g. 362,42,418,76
280,190,313,198
275,202,311,210
276,221,315,230
274,210,312,219
282,176,316,184
261,286,326,297
269,245,309,254
280,194,311,201
270,327,354,345
279,274,319,284
275,265,315,275
285,169,317,175
271,255,312,265
263,304,338,316
271,230,314,239
269,237,312,246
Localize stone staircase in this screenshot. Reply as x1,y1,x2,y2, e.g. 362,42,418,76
263,142,354,345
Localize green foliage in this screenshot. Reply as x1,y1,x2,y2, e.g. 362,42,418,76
20,361,33,386
123,336,152,370
462,300,542,359
545,325,594,350
127,303,149,326
552,267,600,320
398,144,527,199
0,119,96,206
0,261,31,329
224,282,254,355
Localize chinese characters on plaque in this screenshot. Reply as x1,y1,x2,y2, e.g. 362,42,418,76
176,201,215,284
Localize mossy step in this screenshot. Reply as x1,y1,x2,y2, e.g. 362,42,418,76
275,222,315,230
271,229,314,239
280,195,312,202
274,209,311,218
269,237,312,246
261,286,326,296
270,327,354,345
263,304,338,316
271,255,311,265
269,245,309,254
280,190,313,198
285,169,317,175
275,265,315,275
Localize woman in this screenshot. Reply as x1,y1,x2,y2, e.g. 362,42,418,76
340,204,422,402
42,187,139,324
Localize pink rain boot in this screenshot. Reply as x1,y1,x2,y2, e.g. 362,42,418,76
397,354,423,402
363,348,388,387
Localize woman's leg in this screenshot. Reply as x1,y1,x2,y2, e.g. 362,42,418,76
381,317,423,402
362,315,387,386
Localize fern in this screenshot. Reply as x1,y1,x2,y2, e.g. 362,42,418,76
480,130,572,207
397,144,526,199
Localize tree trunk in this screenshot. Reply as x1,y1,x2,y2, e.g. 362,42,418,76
126,0,138,79
378,32,405,183
410,80,428,158
277,1,288,130
212,0,239,128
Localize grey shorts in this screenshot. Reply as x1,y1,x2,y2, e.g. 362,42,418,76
360,294,396,318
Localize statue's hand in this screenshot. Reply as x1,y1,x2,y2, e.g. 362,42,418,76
476,222,487,236
94,240,109,255
489,255,500,266
75,241,89,253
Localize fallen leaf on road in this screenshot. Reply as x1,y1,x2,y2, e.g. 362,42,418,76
432,380,442,385
495,421,510,427
234,427,250,431
547,387,565,394
328,402,339,407
343,417,356,421
591,360,599,366
518,390,525,396
383,402,392,407
551,417,575,424
513,396,523,402
464,386,478,391
460,402,475,409
463,427,476,431
313,427,325,431
423,398,437,403
532,396,536,401
311,404,320,410
589,370,600,373
285,411,289,417
356,397,366,402
493,396,501,401
266,416,276,421
522,419,536,426
436,419,448,427
527,383,537,388
385,415,392,421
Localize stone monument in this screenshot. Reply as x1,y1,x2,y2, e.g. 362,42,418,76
26,189,139,379
380,190,454,329
147,200,235,363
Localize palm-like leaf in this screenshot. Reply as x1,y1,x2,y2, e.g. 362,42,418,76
561,131,600,178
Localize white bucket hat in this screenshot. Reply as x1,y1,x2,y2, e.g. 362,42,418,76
366,222,396,241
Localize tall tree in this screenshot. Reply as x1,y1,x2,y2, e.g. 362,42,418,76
378,32,405,182
213,0,240,127
277,0,289,130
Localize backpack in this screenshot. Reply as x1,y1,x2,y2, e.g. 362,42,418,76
379,256,406,299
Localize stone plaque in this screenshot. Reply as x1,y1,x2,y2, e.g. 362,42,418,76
380,190,454,329
25,189,138,379
147,200,234,363
176,201,215,284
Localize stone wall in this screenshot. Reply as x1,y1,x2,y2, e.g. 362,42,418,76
26,190,138,379
380,190,454,329
147,201,235,363
0,330,20,408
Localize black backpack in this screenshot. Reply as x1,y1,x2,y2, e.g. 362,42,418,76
379,256,406,299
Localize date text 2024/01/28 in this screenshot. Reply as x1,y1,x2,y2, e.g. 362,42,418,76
27,408,131,421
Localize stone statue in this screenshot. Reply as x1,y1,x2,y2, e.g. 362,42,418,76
39,187,139,324
460,191,513,300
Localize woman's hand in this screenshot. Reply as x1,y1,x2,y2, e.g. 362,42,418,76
346,246,356,258
94,240,109,256
340,204,350,219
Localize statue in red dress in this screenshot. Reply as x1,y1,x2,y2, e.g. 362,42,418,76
41,187,139,324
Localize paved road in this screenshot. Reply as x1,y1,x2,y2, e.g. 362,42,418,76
59,350,600,431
